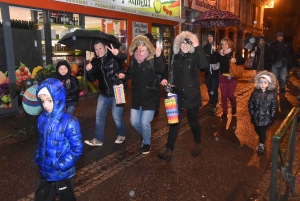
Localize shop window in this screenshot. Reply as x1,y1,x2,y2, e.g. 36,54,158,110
85,16,127,48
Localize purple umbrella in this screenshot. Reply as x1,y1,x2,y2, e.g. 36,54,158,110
193,9,240,41
193,9,241,28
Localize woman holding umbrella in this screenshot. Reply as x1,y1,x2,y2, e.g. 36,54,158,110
250,36,271,77
118,35,165,155
213,38,245,119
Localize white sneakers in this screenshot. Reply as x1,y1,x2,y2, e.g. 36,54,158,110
84,138,103,146
84,136,126,146
115,136,126,144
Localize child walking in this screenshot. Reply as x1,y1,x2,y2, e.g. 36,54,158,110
248,71,278,154
56,60,80,115
34,78,83,201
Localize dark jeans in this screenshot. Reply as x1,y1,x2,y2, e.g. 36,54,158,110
254,125,269,144
34,176,76,201
166,107,201,151
205,72,219,107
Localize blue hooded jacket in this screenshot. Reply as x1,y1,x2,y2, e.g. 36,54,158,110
35,78,83,181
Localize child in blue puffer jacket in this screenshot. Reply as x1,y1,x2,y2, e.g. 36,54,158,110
34,78,83,201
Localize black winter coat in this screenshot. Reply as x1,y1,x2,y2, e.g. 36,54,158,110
126,55,165,110
251,45,271,71
213,50,245,75
248,89,278,126
61,76,80,105
203,43,219,76
87,51,125,98
269,40,294,64
166,46,208,109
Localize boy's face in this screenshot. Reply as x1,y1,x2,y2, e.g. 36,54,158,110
58,65,68,76
208,35,214,43
39,94,54,113
259,78,269,91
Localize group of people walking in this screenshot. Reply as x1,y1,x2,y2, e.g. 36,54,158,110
33,29,296,200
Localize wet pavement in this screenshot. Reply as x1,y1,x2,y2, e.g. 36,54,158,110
1,69,300,201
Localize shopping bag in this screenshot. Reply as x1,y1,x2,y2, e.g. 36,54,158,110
164,93,179,124
113,84,126,104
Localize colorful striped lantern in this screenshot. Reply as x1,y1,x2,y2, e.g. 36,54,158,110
22,85,42,116
164,96,179,124
113,84,126,104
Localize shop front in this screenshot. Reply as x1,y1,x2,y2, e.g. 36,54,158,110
0,0,183,117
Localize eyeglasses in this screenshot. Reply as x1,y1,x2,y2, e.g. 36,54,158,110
259,80,268,84
181,42,190,46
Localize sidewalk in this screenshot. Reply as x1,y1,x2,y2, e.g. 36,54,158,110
4,69,300,201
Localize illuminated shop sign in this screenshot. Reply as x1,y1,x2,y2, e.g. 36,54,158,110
54,0,184,22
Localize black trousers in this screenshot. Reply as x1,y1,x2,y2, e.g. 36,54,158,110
254,125,269,144
166,107,201,151
205,72,219,107
34,176,76,201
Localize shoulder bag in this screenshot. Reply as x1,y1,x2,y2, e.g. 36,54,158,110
229,51,244,79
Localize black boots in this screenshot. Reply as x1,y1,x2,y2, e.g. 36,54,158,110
157,148,172,161
231,107,236,115
192,143,201,156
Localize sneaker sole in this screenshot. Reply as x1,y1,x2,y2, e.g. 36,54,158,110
115,141,125,144
142,151,150,155
84,141,103,146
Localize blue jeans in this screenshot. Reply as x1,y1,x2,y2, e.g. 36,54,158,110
130,107,155,145
95,94,125,142
272,65,287,90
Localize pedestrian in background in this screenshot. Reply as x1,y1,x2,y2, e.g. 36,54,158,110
213,38,245,119
269,31,294,95
56,60,80,115
119,35,164,154
158,31,208,161
34,78,83,201
250,36,271,77
203,31,219,115
294,43,300,76
84,40,126,147
248,71,278,154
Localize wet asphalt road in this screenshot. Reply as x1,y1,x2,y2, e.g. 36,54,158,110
1,69,300,201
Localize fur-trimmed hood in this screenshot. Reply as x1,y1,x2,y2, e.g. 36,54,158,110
129,35,155,61
254,71,277,91
173,31,199,54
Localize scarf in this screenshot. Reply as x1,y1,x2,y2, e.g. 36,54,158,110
179,51,189,60
134,49,149,64
257,44,265,72
219,48,232,56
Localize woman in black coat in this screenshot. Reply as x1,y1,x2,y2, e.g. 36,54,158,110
251,37,271,76
158,31,208,161
121,35,165,155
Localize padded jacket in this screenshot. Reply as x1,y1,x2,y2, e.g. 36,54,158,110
35,78,83,181
248,71,278,126
86,50,125,98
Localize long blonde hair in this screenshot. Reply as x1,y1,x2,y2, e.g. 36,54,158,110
218,38,236,51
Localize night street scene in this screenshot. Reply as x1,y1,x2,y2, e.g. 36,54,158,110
1,0,300,201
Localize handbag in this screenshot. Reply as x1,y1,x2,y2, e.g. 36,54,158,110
229,52,244,79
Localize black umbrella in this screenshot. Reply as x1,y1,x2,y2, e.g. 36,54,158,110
243,36,272,51
58,29,122,51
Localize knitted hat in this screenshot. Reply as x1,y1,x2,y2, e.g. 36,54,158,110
276,31,284,37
